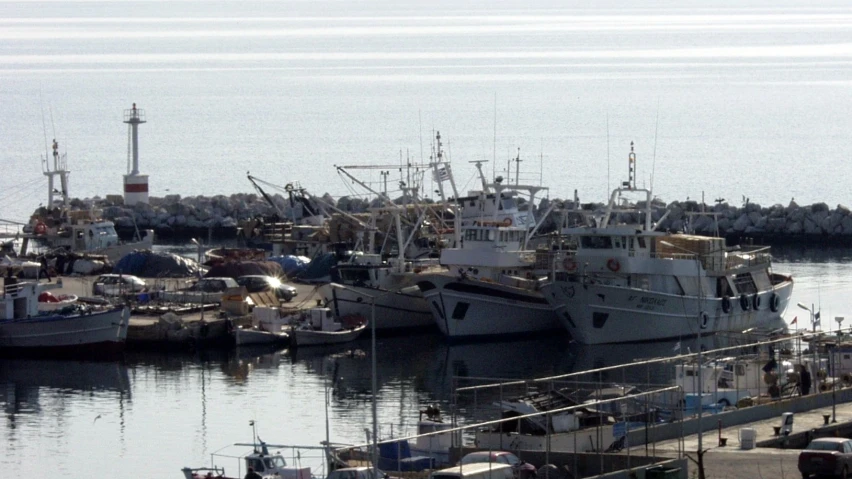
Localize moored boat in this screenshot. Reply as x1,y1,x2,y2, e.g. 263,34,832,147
0,280,128,357
540,144,794,344
289,305,366,347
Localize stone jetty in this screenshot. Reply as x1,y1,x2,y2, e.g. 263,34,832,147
44,193,852,245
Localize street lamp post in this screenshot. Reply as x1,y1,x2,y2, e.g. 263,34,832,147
660,241,704,456
330,283,381,479
797,302,818,391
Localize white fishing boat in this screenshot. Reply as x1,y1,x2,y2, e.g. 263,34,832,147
320,253,441,332
474,384,659,453
235,306,290,346
21,139,153,262
182,422,319,479
415,178,560,340
0,280,129,356
289,305,366,347
540,144,794,344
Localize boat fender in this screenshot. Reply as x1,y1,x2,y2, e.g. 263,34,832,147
769,293,780,312
606,258,620,272
699,311,709,329
34,222,47,235
752,294,761,311
563,258,577,271
739,294,750,311
721,296,732,314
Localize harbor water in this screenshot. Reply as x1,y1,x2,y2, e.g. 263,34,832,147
3,1,852,225
0,248,849,477
3,1,852,476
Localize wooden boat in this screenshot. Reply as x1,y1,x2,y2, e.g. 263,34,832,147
1,281,128,357
289,306,366,347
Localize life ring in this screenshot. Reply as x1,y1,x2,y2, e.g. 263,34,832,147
606,258,620,272
699,311,709,329
769,293,780,312
34,222,47,235
563,257,578,271
503,217,512,227
739,294,750,311
752,294,761,311
721,296,732,314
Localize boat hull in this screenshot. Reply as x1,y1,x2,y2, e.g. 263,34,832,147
319,283,436,331
541,279,794,344
0,307,129,357
416,274,560,340
234,327,288,346
292,324,366,347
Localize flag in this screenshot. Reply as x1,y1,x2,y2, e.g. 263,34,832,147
672,341,681,352
814,311,821,327
791,316,798,325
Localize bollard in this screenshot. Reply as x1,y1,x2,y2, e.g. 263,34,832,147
824,415,831,426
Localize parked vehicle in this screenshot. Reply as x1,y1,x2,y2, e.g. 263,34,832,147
799,437,852,478
327,467,389,479
159,277,239,304
92,274,147,296
236,275,298,302
430,463,514,479
460,452,532,479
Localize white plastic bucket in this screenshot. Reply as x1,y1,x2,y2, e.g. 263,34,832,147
739,428,757,450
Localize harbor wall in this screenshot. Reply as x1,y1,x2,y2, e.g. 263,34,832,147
626,388,852,447
42,193,852,245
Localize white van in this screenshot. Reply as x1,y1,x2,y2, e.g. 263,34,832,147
430,463,514,479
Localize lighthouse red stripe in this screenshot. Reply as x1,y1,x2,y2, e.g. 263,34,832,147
124,183,149,193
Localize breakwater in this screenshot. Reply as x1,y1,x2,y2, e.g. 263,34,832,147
50,194,852,245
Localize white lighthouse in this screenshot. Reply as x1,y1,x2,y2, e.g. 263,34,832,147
122,103,149,205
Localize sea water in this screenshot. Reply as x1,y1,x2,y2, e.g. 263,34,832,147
2,1,852,476
3,0,852,225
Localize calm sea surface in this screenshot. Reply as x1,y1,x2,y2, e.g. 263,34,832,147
2,1,852,476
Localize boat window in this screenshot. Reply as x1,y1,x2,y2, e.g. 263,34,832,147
613,238,621,249
487,230,495,241
735,365,746,376
502,198,515,211
452,302,470,320
340,269,370,283
581,236,613,249
733,273,758,295
628,238,634,250
637,237,646,248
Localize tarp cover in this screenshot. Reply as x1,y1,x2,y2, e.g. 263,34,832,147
268,255,311,276
113,250,202,277
298,253,337,282
204,261,284,279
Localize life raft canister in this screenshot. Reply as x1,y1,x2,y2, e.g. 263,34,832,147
606,258,620,272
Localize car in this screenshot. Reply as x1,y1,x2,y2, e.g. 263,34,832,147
460,452,531,479
799,437,852,478
326,467,389,479
182,277,239,292
236,275,298,302
92,274,147,296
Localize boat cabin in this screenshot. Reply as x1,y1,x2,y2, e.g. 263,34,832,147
1,282,39,320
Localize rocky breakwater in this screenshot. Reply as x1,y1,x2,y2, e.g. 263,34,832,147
541,198,852,245
51,193,852,245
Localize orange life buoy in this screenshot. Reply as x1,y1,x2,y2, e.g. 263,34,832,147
503,217,512,226
34,222,47,235
562,257,578,271
606,258,620,272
